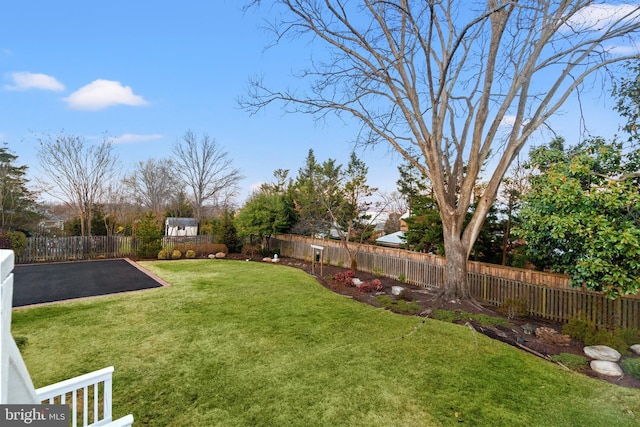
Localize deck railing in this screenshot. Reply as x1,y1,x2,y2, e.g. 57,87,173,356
36,366,133,427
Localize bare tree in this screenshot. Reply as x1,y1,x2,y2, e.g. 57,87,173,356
172,130,243,221
37,133,118,236
124,158,178,219
243,1,640,301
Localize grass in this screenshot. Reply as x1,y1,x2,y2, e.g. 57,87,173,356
13,260,640,426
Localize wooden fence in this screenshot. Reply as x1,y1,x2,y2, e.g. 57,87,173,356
272,234,640,329
15,235,216,264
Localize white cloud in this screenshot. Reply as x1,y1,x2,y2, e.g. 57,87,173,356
499,115,517,127
4,71,64,91
112,133,163,144
566,4,640,32
64,79,148,111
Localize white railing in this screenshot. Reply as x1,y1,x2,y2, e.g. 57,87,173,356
35,366,133,427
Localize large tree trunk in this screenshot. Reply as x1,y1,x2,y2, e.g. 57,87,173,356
440,226,471,301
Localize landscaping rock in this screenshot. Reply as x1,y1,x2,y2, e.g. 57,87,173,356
631,344,640,356
215,252,226,259
584,345,621,362
391,286,404,296
208,254,216,259
521,323,537,335
590,360,623,377
263,257,272,262
352,278,363,287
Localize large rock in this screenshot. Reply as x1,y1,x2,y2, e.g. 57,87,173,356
215,252,226,259
631,344,640,356
391,286,404,296
590,360,623,377
583,345,621,362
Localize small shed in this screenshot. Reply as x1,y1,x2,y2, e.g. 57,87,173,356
165,217,198,237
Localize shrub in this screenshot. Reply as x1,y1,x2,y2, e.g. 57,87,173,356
0,229,27,252
563,315,596,342
136,212,163,259
185,249,196,259
621,358,640,380
174,243,229,258
334,272,345,283
550,353,588,373
617,327,640,347
359,282,372,293
345,278,354,287
344,270,355,279
373,267,383,277
371,279,382,291
171,249,182,260
397,273,406,283
497,298,529,319
584,329,630,354
157,249,169,260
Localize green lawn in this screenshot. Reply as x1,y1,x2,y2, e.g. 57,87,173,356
12,260,640,426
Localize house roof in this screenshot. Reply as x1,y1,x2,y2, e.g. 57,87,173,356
165,217,198,227
375,231,406,247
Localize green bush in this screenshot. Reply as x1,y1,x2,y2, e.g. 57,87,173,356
397,273,406,283
617,327,640,347
171,249,182,260
621,358,640,380
136,212,163,259
563,315,596,342
550,353,588,373
157,249,169,260
185,249,196,259
584,329,630,354
497,298,529,319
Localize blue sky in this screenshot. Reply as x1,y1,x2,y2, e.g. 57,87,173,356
0,1,634,205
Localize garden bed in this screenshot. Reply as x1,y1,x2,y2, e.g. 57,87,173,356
232,254,640,389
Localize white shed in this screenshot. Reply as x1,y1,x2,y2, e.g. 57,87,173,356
165,217,198,237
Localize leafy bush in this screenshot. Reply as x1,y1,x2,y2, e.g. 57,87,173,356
372,279,383,291
563,315,596,342
171,249,182,260
621,358,640,380
397,273,406,283
584,329,630,354
185,249,196,259
550,353,587,373
617,327,640,347
345,278,354,287
497,298,529,319
359,282,372,293
333,272,345,283
344,270,355,279
157,249,169,260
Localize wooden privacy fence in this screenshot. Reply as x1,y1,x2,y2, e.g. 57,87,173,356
15,235,216,264
272,234,640,329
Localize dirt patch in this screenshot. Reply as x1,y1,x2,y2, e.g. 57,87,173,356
232,254,640,389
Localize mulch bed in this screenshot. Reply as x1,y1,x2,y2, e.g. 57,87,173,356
234,254,640,390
